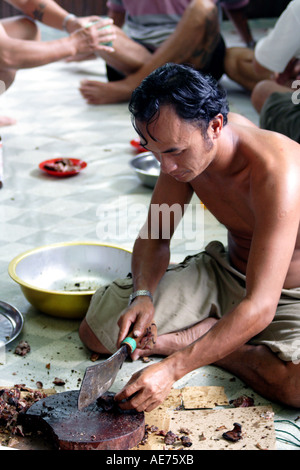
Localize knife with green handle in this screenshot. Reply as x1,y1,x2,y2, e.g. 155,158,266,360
77,335,136,410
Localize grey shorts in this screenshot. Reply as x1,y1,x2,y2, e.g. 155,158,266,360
85,241,300,362
260,92,300,143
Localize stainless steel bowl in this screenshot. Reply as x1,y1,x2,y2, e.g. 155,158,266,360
130,152,160,188
8,242,132,319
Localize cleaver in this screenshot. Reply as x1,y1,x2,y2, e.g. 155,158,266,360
77,335,136,410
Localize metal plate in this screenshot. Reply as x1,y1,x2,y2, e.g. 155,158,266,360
129,152,160,188
0,301,24,345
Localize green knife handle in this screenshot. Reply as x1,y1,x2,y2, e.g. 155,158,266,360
121,336,136,353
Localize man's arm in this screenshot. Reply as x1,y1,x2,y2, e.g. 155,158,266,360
117,172,193,351
0,17,115,68
148,0,219,66
6,0,71,30
0,0,116,69
5,0,110,34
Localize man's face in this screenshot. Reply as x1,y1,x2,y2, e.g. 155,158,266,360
136,105,216,183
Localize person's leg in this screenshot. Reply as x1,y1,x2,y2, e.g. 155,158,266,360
252,84,300,143
80,242,241,357
0,15,40,88
80,0,222,105
0,16,40,126
1,15,40,40
251,79,291,113
96,27,152,77
216,344,300,408
222,6,255,47
224,47,271,91
79,315,218,356
79,29,152,105
79,317,111,354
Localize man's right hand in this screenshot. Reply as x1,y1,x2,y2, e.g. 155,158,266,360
70,17,116,56
117,296,156,360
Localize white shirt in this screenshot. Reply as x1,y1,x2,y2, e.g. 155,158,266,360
255,0,300,73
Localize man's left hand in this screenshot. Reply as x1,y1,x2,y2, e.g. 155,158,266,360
114,360,175,412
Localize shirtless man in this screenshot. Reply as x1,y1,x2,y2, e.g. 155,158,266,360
79,63,300,411
0,0,116,126
80,0,266,105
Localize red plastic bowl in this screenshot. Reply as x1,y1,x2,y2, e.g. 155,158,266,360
130,139,147,153
39,158,87,177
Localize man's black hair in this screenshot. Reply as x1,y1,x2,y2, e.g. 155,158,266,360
129,63,229,141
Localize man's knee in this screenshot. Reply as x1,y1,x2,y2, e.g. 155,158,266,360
79,317,110,354
251,80,274,113
0,69,16,92
187,0,218,26
20,17,40,41
277,362,300,408
264,359,300,408
189,0,218,15
2,16,40,41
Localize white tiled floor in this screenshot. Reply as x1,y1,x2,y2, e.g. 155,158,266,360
0,19,299,450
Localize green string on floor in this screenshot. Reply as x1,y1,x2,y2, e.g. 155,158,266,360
274,419,300,448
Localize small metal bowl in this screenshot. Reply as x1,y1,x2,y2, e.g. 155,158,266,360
130,152,160,188
8,242,132,319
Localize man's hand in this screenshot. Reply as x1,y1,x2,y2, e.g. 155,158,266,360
69,17,116,56
117,296,156,360
114,360,176,412
275,57,300,86
64,15,101,33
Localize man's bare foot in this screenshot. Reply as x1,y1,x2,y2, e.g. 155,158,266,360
134,317,218,360
0,116,16,127
79,79,132,104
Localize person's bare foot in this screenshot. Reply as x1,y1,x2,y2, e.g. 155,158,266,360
0,116,16,127
134,317,218,360
79,79,132,104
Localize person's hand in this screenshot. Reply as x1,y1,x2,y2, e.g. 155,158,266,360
117,296,156,360
114,359,176,412
275,58,300,86
69,17,116,56
65,15,104,33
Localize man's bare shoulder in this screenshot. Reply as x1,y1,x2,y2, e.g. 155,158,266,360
227,112,300,159
228,112,258,129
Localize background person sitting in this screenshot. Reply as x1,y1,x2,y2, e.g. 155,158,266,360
80,0,264,105
0,0,116,126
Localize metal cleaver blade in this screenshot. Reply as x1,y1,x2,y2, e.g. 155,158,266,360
78,343,130,410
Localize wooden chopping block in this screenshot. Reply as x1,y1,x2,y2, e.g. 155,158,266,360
22,390,145,450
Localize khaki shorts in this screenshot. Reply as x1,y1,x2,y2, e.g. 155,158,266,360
85,241,300,362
